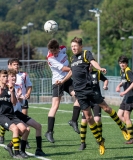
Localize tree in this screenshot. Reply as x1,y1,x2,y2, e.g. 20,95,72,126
0,32,35,60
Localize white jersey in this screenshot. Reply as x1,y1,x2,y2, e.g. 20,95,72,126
47,46,69,84
14,84,25,112
15,71,32,96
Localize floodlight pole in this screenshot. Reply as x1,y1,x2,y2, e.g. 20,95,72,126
89,9,102,64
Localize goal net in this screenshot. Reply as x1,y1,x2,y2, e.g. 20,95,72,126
20,60,73,104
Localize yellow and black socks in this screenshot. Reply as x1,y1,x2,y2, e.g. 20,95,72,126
80,122,87,143
12,137,20,155
96,122,102,137
126,124,133,139
0,126,6,137
109,109,124,130
89,122,102,142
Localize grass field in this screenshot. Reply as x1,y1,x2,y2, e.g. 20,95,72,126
1,104,133,160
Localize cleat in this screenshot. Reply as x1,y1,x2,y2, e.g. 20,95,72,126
68,120,80,134
97,138,105,155
79,143,86,150
125,139,133,144
26,141,31,149
35,149,47,156
0,136,4,144
13,153,24,159
20,151,29,158
4,145,14,157
45,131,55,143
121,127,130,140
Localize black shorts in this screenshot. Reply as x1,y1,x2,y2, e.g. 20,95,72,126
91,102,101,117
0,115,21,130
15,111,31,123
21,100,29,109
82,102,101,119
75,89,104,110
52,78,73,97
120,102,133,112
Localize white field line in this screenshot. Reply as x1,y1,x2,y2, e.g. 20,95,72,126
30,105,133,121
0,144,51,160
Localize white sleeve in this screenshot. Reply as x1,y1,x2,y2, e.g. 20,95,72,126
25,74,32,87
48,57,63,70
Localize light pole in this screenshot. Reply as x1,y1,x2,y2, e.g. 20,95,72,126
129,36,133,71
89,8,102,64
21,26,27,66
120,37,125,55
27,22,34,66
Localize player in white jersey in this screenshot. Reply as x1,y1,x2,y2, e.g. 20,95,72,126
45,39,81,143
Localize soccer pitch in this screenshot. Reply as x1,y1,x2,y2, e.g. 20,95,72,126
1,104,133,160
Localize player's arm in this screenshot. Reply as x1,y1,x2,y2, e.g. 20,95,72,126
116,82,123,92
61,66,71,72
25,73,32,99
9,86,17,106
120,71,133,96
56,70,72,85
100,72,108,90
91,60,106,74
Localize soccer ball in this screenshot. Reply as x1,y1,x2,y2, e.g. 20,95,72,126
44,20,58,33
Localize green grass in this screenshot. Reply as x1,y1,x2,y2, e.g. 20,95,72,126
1,104,133,160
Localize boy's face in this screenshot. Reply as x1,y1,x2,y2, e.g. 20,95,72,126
10,62,19,72
0,74,8,84
71,42,82,55
119,62,128,70
8,74,16,85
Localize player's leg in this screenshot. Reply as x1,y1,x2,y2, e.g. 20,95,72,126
124,110,133,144
3,116,27,158
99,100,130,140
45,84,62,143
26,118,46,156
117,102,126,123
64,79,81,133
0,125,6,144
79,112,87,150
83,107,105,155
21,99,30,149
92,104,102,137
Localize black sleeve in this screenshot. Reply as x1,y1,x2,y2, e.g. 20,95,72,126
100,72,108,82
127,70,133,82
86,51,95,62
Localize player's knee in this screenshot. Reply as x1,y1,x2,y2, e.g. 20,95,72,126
36,123,42,131
86,115,93,123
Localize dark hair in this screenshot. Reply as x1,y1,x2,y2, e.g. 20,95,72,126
71,37,82,46
118,55,128,64
7,69,16,76
47,39,59,51
0,70,7,75
8,58,22,66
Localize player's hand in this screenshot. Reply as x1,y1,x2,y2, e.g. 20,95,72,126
25,93,30,99
100,68,106,74
120,92,125,97
8,85,14,93
55,80,62,85
103,86,108,90
116,86,120,92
